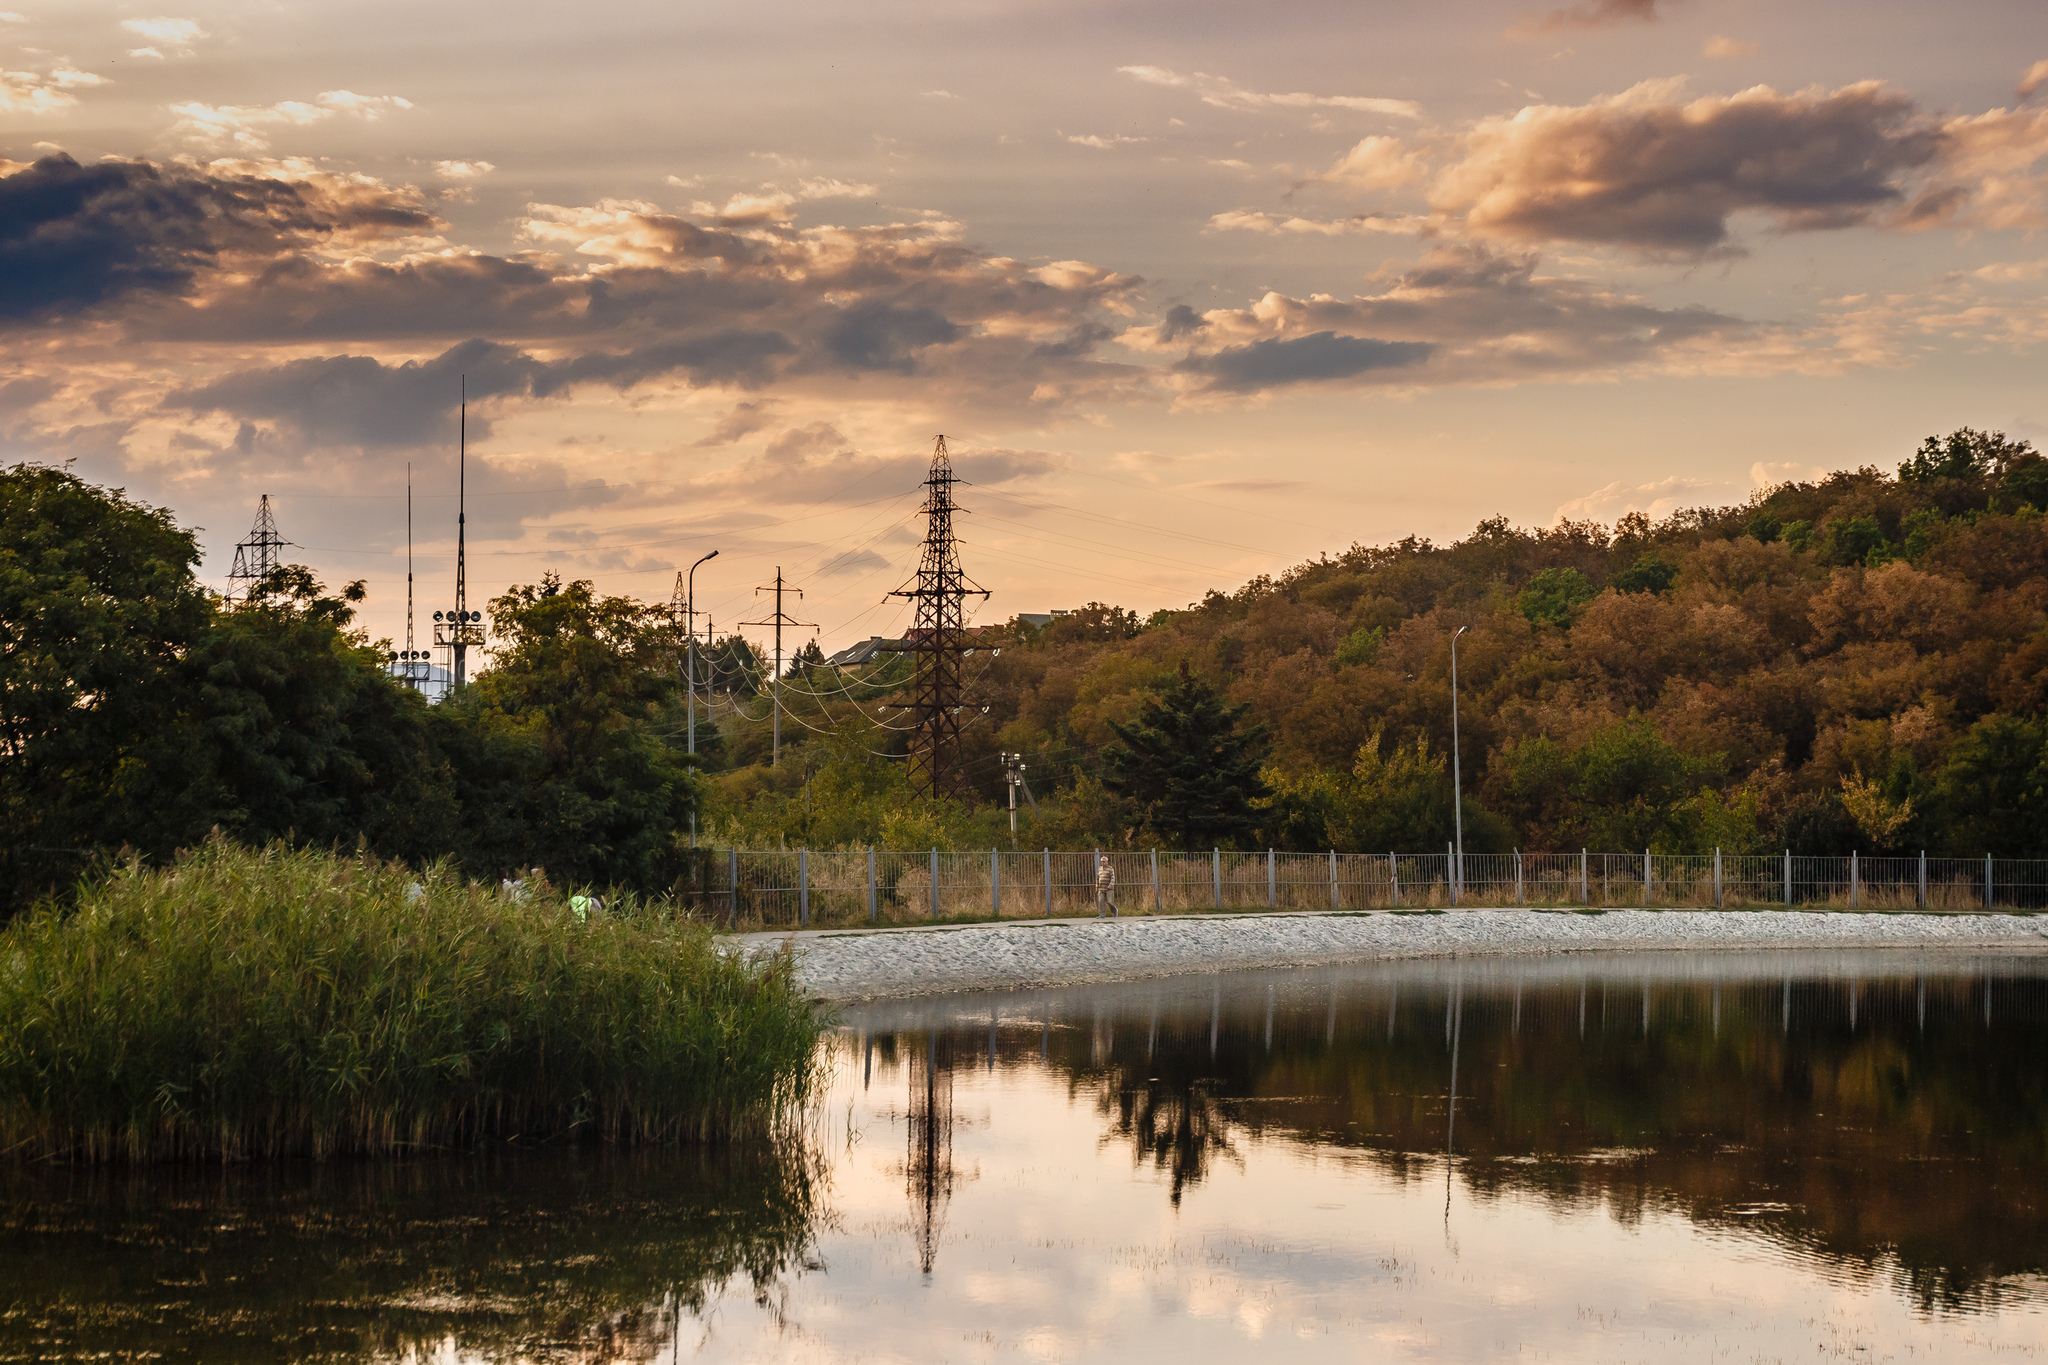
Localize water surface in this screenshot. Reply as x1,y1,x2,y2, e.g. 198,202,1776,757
7,950,2048,1362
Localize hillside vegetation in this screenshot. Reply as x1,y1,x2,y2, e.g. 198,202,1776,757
717,428,2048,858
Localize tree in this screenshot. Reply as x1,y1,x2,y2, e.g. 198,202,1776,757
1516,567,1595,627
460,574,700,889
1899,428,2035,484
0,464,211,908
1102,662,1269,850
1931,714,2048,855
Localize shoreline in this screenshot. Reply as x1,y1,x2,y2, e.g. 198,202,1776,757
730,907,2048,1002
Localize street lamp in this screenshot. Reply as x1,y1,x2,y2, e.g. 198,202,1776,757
686,549,719,847
1450,624,1469,903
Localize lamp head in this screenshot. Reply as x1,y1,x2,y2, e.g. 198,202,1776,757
1455,625,1470,638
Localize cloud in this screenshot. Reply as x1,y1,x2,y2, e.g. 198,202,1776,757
0,153,438,322
1187,478,1307,494
1702,35,1757,59
1207,208,1427,236
1323,134,1431,191
923,89,959,100
1401,78,2048,256
1749,460,1829,488
1511,0,1667,38
2019,60,2048,101
168,90,413,150
686,430,1062,508
433,159,494,178
1553,474,1723,525
121,17,205,45
819,547,890,575
686,177,879,225
694,399,779,447
1138,243,1832,400
1116,66,1420,119
1065,133,1153,149
1,60,106,115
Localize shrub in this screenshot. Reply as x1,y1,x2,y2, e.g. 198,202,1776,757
0,838,821,1162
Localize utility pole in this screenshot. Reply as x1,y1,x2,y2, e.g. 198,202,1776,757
672,550,720,757
1001,751,1028,845
743,567,813,766
1450,624,1469,899
226,494,289,599
890,436,989,799
434,378,485,687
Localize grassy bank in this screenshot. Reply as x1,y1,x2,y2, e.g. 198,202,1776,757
0,839,823,1162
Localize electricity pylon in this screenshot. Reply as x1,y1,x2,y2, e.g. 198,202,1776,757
889,436,988,799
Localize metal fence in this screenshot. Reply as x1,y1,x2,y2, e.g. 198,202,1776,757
681,848,2048,929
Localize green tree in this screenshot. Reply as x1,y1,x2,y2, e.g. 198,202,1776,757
1899,427,2036,484
1103,662,1269,850
1932,714,2048,855
0,465,210,908
1516,567,1595,627
1613,552,1679,595
461,574,700,888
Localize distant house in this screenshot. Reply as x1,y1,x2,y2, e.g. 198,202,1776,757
1013,610,1069,630
824,636,907,669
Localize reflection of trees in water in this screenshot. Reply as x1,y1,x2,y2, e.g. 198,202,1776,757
0,1145,821,1362
1028,971,2048,1313
1098,1077,1241,1207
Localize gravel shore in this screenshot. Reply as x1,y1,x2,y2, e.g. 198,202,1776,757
732,907,2048,1002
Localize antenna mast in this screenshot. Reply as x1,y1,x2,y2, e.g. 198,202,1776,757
392,464,434,694
226,494,290,600
890,435,989,799
433,377,485,687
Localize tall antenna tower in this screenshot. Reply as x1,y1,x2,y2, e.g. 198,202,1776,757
226,494,290,599
393,464,434,694
433,378,485,687
742,567,814,766
889,436,988,799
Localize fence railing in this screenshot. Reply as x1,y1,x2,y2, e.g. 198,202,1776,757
677,848,2048,930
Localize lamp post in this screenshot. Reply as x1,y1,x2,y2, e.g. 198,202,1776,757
686,550,718,848
1450,624,1469,900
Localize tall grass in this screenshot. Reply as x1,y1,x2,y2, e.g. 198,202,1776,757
0,837,823,1161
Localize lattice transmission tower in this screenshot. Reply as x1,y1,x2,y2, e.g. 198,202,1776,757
889,436,988,799
226,494,289,599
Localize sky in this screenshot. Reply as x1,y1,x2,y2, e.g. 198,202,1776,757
5,0,2048,659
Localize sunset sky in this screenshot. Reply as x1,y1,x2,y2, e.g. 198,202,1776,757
6,0,2046,656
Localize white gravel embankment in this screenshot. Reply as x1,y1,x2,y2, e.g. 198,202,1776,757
731,908,2048,1002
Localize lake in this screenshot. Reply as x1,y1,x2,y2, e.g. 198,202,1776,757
6,949,2047,1362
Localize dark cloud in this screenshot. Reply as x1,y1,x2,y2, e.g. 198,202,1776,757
1175,332,1432,391
693,400,779,448
1430,81,1949,255
1153,245,1777,396
0,154,439,323
1513,0,1667,36
1155,303,1207,344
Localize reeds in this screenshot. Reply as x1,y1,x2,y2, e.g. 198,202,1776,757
0,837,823,1162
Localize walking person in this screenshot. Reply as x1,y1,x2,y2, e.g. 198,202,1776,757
1096,854,1118,918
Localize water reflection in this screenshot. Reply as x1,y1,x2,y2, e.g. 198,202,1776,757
7,950,2048,1363
0,1147,817,1362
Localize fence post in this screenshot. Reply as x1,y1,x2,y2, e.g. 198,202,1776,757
1850,850,1858,908
799,847,809,927
1987,853,1994,911
867,847,877,923
1448,841,1458,906
1581,849,1588,904
1784,850,1791,908
930,848,939,918
1714,848,1723,908
1267,849,1276,909
1390,852,1400,908
1515,849,1523,907
1213,848,1222,909
1044,848,1053,917
729,846,739,928
1152,849,1161,913
1643,849,1651,907
991,849,1000,921
1918,850,1926,910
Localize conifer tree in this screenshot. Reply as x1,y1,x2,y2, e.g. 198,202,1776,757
1103,661,1270,850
